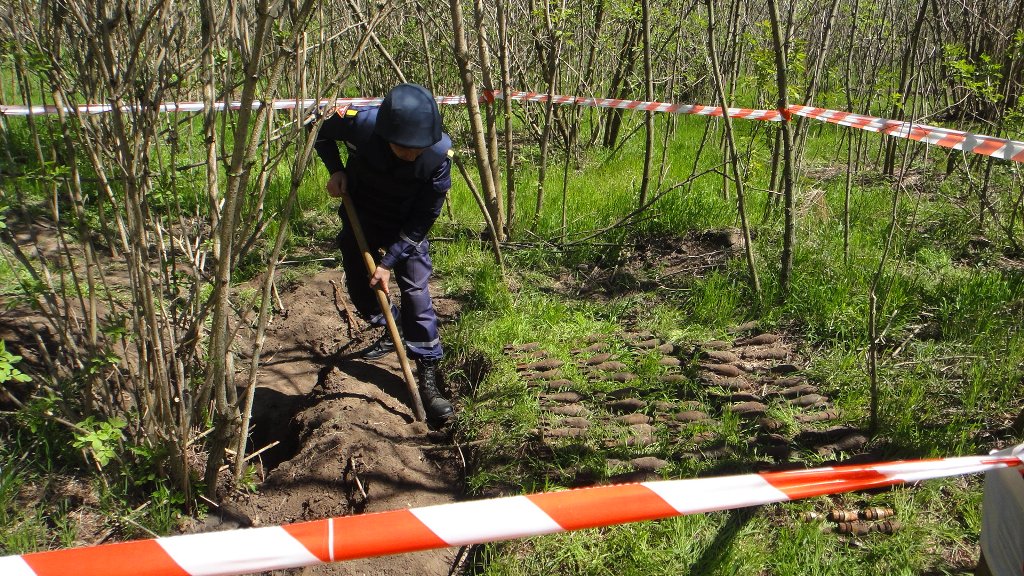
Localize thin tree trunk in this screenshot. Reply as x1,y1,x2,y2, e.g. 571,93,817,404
638,0,654,208
767,0,797,299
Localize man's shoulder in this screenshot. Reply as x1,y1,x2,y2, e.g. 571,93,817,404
414,133,453,178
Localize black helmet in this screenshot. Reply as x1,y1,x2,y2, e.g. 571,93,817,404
374,83,442,148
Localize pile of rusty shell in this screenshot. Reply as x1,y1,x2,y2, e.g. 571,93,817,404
702,349,740,363
829,509,860,522
860,507,895,520
702,363,744,377
830,521,901,535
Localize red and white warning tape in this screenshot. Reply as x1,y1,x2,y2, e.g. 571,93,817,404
0,446,1020,576
2,90,1024,162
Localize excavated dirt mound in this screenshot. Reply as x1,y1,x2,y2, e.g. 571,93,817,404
206,267,467,575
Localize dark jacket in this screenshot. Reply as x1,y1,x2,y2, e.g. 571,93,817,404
313,106,452,269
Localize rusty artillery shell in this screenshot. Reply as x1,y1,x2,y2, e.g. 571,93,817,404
634,338,662,349
741,347,790,360
658,374,688,384
625,331,655,342
790,393,827,407
756,417,787,432
506,342,541,352
817,433,869,456
700,374,752,391
630,456,669,471
658,356,682,367
593,361,629,372
778,383,819,398
606,398,646,412
607,386,641,399
544,427,587,439
615,413,653,425
870,520,901,534
528,368,562,380
703,340,731,350
673,410,710,423
829,509,860,522
702,349,740,363
651,400,679,412
607,372,638,382
543,379,576,390
801,511,823,522
559,417,591,429
543,391,582,403
795,409,840,423
583,334,605,343
547,404,588,416
770,363,800,375
574,342,609,354
656,343,675,354
518,358,564,372
774,376,806,387
702,363,743,377
737,333,780,346
584,353,613,365
860,507,895,520
832,521,871,535
730,401,768,416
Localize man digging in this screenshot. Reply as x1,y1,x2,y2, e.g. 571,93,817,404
311,83,454,424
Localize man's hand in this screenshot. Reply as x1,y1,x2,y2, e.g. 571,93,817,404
369,265,391,294
326,171,347,198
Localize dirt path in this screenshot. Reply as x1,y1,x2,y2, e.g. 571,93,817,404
216,268,465,575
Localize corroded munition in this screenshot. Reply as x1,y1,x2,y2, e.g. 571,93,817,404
777,383,819,398
606,372,638,382
607,386,641,399
673,410,710,423
630,456,669,471
703,340,731,350
699,374,752,391
542,379,576,390
790,394,827,407
606,398,646,412
547,404,588,416
817,433,868,455
543,391,582,403
729,401,767,416
583,353,613,365
736,333,780,346
770,363,800,374
506,342,542,352
517,359,565,371
574,342,609,354
741,347,789,360
860,507,895,520
795,409,840,423
593,361,629,372
658,356,682,367
703,349,741,363
756,417,787,432
529,368,562,380
651,400,678,412
655,343,675,354
559,417,591,429
634,338,662,349
658,374,687,384
544,427,587,439
702,363,743,377
614,413,652,425
828,509,859,522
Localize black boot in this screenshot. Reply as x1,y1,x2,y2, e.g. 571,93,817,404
416,359,454,423
362,332,396,360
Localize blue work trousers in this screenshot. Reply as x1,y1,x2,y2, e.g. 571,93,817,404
337,226,443,361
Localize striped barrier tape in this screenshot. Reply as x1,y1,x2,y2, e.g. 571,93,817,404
2,90,1024,162
0,445,1020,576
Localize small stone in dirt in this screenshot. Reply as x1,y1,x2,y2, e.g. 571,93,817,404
658,356,682,367
517,359,565,371
543,391,583,403
583,353,613,365
547,404,588,416
607,372,638,382
736,333,780,347
789,394,827,407
770,363,800,375
658,374,687,384
702,363,743,377
614,413,652,425
593,361,629,372
729,401,768,416
630,456,669,472
606,398,646,412
741,347,789,360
